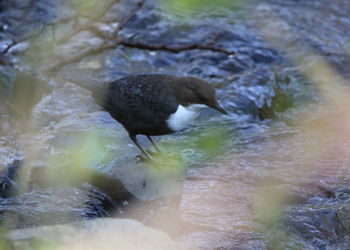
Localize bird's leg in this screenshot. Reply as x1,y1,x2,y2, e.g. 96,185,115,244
146,135,161,153
129,134,151,159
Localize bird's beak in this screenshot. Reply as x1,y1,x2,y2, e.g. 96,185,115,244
213,103,228,115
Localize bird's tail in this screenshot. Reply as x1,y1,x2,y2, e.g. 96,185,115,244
58,69,107,105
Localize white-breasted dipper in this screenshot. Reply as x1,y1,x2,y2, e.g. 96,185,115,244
91,74,227,157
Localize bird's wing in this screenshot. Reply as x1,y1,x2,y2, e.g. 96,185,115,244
103,76,178,121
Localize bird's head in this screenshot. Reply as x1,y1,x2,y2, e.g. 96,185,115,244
176,77,228,114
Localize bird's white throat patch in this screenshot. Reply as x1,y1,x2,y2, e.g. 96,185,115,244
166,104,208,132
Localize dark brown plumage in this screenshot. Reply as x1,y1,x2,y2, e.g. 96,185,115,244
92,74,227,157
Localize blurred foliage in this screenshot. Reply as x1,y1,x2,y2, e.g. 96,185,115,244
23,0,113,69
24,27,57,68
71,0,99,15
146,125,231,171
258,71,317,120
0,235,12,250
159,0,245,17
26,129,133,201
192,125,231,158
31,238,58,250
146,151,186,177
61,132,111,169
253,186,305,250
254,15,350,248
70,0,111,18
258,85,294,120
11,72,50,123
46,130,118,185
159,123,232,165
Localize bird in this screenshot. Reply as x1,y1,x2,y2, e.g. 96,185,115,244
90,74,228,158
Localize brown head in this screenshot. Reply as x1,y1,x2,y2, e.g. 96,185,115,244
173,76,228,114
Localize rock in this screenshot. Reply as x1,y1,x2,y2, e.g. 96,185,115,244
0,66,20,198
10,67,186,225
285,185,350,249
0,149,20,198
24,109,185,201
108,156,186,201
0,185,117,228
4,110,133,224
93,22,115,38
58,31,104,58
5,218,195,250
18,111,131,189
78,59,102,69
27,78,186,202
0,66,16,101
337,201,350,233
7,41,29,54
13,0,31,9
32,82,100,127
15,108,185,225
289,207,340,243
0,146,17,170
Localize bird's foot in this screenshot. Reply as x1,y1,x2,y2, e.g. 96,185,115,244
135,150,158,163
135,154,150,163
135,150,164,167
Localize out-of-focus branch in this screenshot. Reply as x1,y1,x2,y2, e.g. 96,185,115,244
43,42,119,73
39,0,237,73
57,0,119,44
119,40,236,55
0,24,48,57
113,0,145,36
43,0,146,73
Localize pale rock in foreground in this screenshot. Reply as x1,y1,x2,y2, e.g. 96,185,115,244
6,218,196,250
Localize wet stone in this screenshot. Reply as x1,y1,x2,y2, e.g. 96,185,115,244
17,102,185,225
58,31,104,58
337,202,350,233
0,185,121,228
251,51,275,64
219,59,245,73
0,66,16,100
286,185,350,249
0,144,20,199
32,82,100,127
